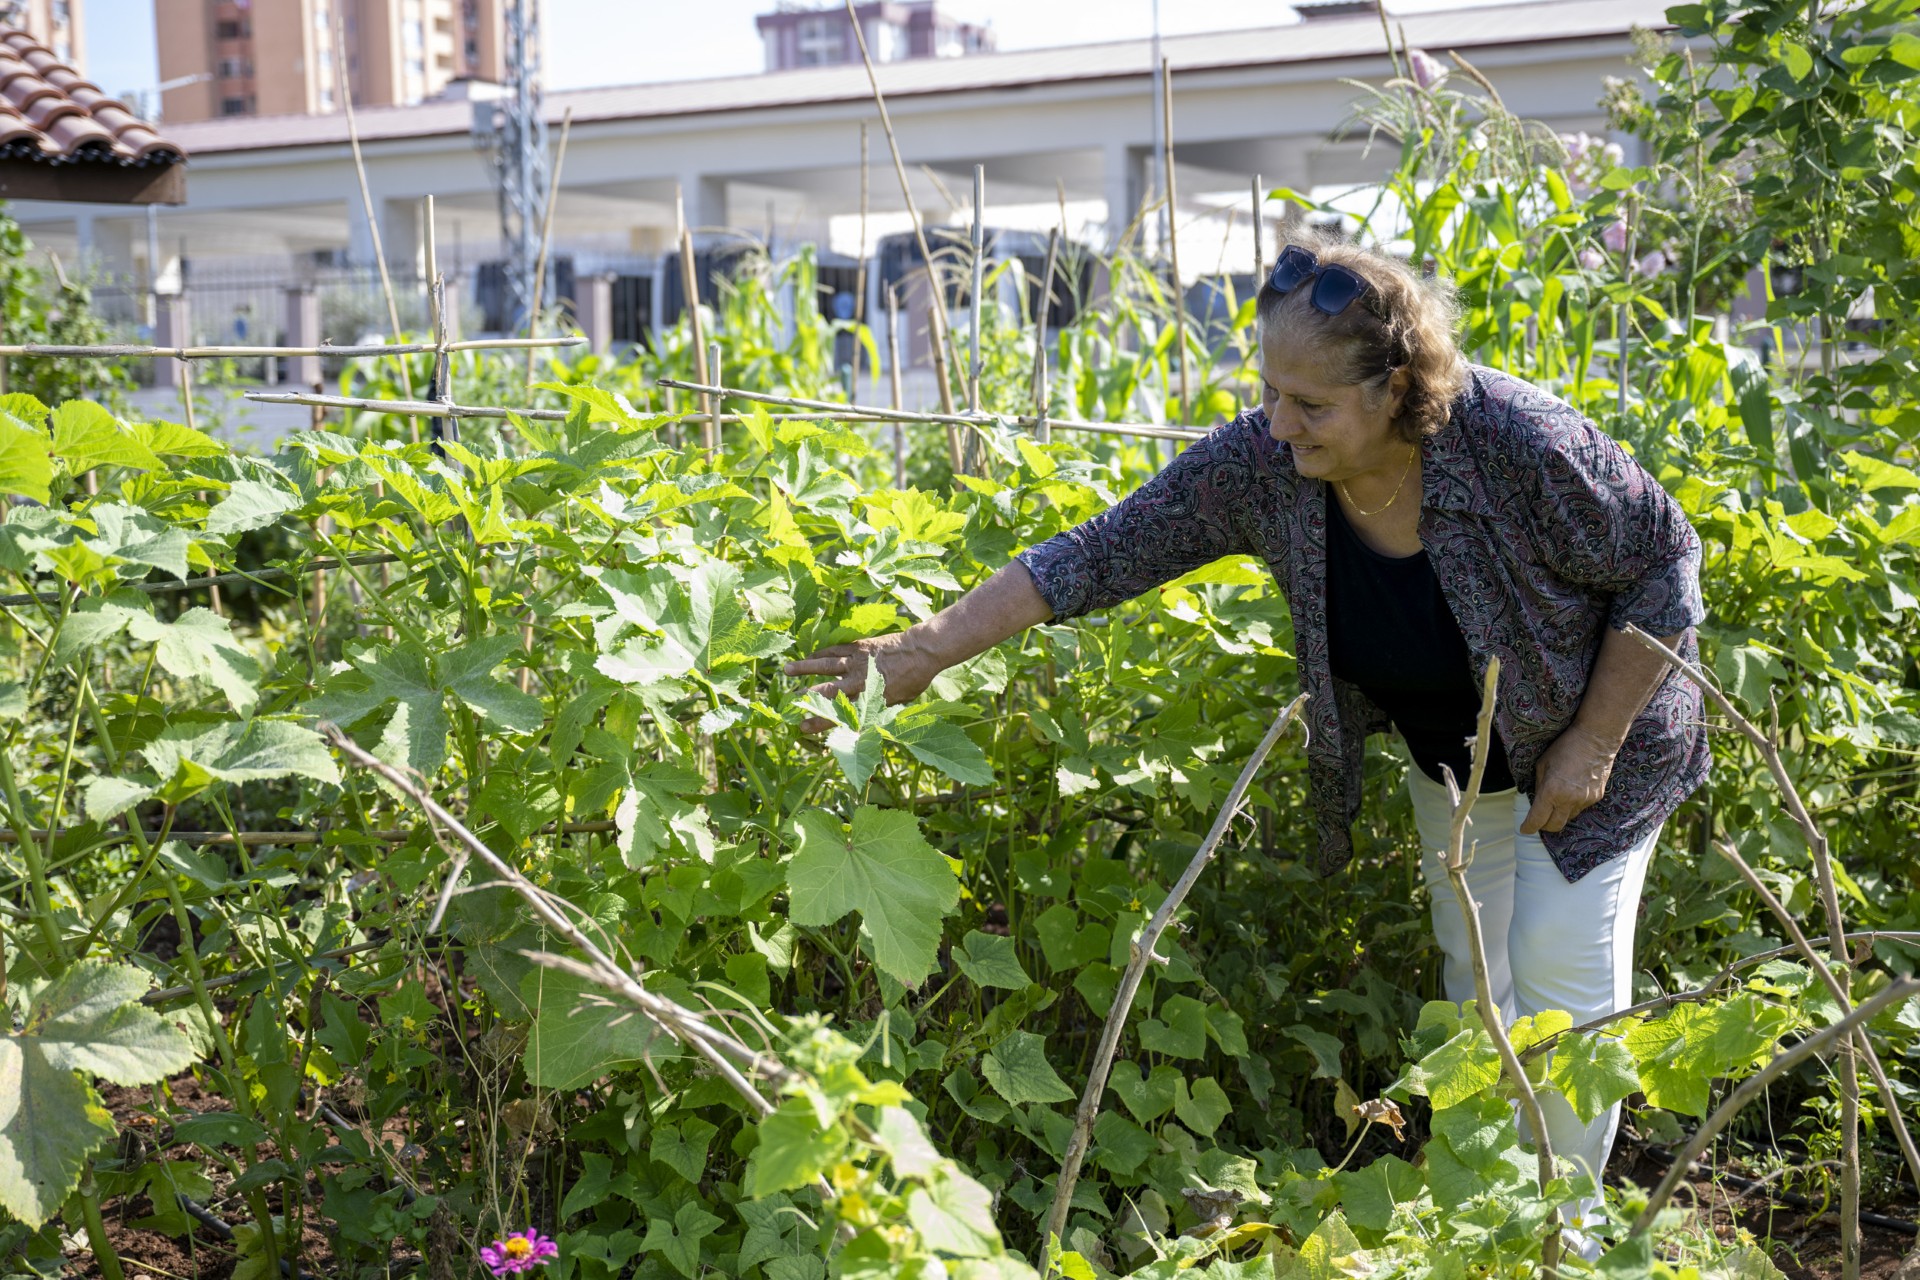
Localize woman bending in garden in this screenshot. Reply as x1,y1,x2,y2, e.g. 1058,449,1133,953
785,234,1708,1234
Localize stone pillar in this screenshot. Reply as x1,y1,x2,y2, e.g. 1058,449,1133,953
575,272,615,355
1102,141,1147,252
155,296,191,388
679,172,729,238
382,196,425,286
284,287,321,387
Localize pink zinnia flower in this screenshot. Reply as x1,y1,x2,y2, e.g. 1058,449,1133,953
481,1230,558,1277
1632,249,1668,278
1407,48,1447,90
1602,220,1631,253
1578,248,1606,271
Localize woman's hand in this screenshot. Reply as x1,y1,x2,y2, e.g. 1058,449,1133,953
1519,723,1618,835
784,632,946,734
784,563,1055,735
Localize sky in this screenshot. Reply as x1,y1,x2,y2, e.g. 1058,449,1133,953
87,0,1548,104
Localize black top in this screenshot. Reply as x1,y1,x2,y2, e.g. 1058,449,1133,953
1325,493,1516,792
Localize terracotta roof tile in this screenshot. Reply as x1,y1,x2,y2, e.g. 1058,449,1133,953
0,23,183,166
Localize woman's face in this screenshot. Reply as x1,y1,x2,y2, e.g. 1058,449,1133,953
1259,331,1409,483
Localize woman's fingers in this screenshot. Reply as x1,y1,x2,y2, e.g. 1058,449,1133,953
783,644,864,678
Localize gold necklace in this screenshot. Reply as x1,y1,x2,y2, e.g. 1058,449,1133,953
1338,444,1419,518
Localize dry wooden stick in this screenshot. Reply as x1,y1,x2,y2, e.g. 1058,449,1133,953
1624,625,1863,1274
0,338,583,360
676,184,712,420
0,820,618,850
319,726,800,1115
656,377,1207,442
1252,174,1266,279
855,121,870,391
1161,57,1191,425
1713,839,1920,1197
1439,659,1558,1279
1032,229,1059,445
525,107,574,391
842,0,960,422
1041,694,1307,1264
1628,979,1920,1237
887,287,906,486
705,340,723,453
0,553,403,609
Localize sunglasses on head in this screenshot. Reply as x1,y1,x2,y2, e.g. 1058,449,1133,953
1268,244,1372,316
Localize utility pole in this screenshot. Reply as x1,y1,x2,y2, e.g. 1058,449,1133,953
474,0,549,333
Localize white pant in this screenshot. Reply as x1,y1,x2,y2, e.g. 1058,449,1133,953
1407,767,1659,1229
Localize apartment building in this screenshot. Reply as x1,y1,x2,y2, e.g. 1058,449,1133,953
756,1,993,72
0,0,83,67
157,0,510,122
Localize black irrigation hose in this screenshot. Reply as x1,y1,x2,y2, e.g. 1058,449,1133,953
1637,1145,1920,1236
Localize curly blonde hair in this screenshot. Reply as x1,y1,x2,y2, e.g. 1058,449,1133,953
1257,232,1466,441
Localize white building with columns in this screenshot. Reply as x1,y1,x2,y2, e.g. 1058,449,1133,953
24,0,1669,356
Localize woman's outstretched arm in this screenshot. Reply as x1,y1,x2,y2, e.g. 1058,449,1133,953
784,561,1052,733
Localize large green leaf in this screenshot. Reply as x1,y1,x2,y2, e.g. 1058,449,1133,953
952,930,1031,990
788,806,959,986
981,1030,1074,1105
142,719,341,797
521,968,669,1090
126,607,261,713
1547,1031,1641,1124
748,1097,846,1198
22,962,196,1084
889,716,996,786
906,1169,999,1258
50,400,161,474
0,1039,114,1228
1335,1154,1426,1233
0,963,194,1228
205,478,299,536
0,413,51,503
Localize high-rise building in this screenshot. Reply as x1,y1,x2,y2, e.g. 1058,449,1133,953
756,1,993,73
156,0,510,123
0,0,83,67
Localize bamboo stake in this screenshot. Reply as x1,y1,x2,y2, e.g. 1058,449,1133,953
1253,173,1266,277
1440,659,1558,1280
334,1,411,403
424,196,453,451
887,287,906,486
677,185,713,429
0,338,584,360
1042,695,1307,1266
525,107,574,391
0,553,400,610
705,340,723,453
1033,228,1059,445
656,377,1206,442
929,305,964,469
855,121,870,391
969,164,986,416
842,0,960,422
1161,57,1191,426
253,388,1180,434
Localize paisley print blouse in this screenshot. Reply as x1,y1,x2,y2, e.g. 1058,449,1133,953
1015,365,1708,883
